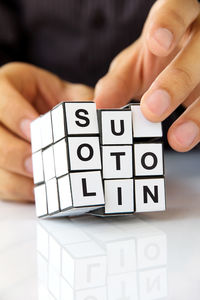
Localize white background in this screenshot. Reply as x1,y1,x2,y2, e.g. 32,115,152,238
0,151,200,300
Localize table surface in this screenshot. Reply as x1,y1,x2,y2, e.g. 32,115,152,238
0,151,200,300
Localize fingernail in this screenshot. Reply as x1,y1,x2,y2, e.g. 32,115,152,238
153,28,173,50
172,121,199,148
20,119,32,140
144,89,171,117
25,156,33,174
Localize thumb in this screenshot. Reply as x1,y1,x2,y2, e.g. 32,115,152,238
94,40,141,109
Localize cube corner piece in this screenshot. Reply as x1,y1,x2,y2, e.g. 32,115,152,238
135,177,166,213
130,104,163,138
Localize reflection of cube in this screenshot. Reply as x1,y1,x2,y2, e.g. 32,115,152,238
31,101,166,218
36,217,168,300
137,234,167,269
108,272,138,300
62,241,107,290
139,268,167,300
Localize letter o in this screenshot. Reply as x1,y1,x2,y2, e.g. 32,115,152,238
141,152,158,170
77,143,94,161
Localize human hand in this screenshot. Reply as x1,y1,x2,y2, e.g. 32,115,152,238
0,62,94,202
94,0,200,152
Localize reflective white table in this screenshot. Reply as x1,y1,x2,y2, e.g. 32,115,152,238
0,151,200,300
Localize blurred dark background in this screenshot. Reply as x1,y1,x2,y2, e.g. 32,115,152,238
0,0,199,151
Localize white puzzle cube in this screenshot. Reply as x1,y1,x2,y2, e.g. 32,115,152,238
31,101,166,218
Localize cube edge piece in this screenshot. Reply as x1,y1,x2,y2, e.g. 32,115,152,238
130,104,163,138
30,116,42,153
51,102,67,143
98,108,133,145
135,177,166,213
40,111,54,149
134,142,164,177
34,184,48,218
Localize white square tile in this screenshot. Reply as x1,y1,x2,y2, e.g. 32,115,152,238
68,136,101,171
57,174,72,210
134,143,164,176
70,171,105,207
65,102,99,135
31,117,42,153
131,105,162,138
41,112,53,148
102,145,133,179
137,233,167,269
37,253,48,286
32,151,44,184
34,184,47,217
48,236,61,273
53,139,69,177
108,272,138,300
104,179,134,214
36,223,49,259
60,277,73,300
51,103,66,142
107,239,137,275
139,268,167,299
135,178,166,212
62,241,106,289
101,110,133,145
43,146,55,181
46,178,59,214
48,265,60,299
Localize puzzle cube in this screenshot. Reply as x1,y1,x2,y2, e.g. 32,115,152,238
31,101,165,218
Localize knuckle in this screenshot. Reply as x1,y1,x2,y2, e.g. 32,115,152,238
0,140,11,168
167,8,186,29
172,66,193,90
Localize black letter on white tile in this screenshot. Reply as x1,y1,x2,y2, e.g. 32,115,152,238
77,143,94,161
143,186,158,203
111,120,125,136
141,152,158,170
75,109,90,127
82,178,96,196
118,187,122,205
110,152,125,170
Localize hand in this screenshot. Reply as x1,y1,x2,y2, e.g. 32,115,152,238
94,0,200,152
0,62,94,202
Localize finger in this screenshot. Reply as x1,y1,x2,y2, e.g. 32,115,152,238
167,97,200,152
0,77,39,141
64,83,94,100
182,82,200,108
0,168,34,202
145,0,200,56
141,16,200,122
0,126,33,177
94,41,141,108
